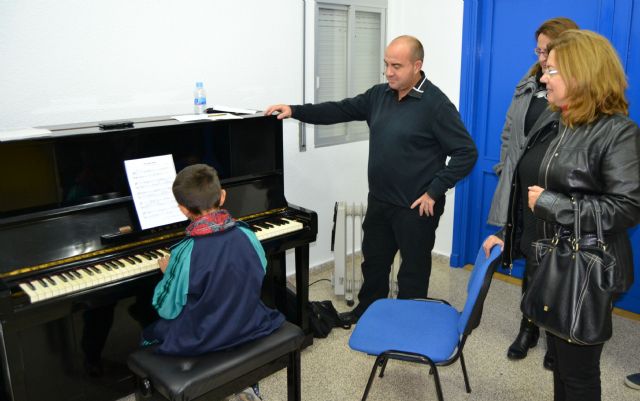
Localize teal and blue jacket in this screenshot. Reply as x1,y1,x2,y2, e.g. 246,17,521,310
143,211,284,356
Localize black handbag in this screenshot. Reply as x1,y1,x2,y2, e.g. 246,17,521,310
521,198,617,345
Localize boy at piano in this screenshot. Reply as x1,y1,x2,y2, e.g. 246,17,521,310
142,164,284,398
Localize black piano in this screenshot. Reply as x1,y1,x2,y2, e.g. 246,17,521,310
0,114,317,401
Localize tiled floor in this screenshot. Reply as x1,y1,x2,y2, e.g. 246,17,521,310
119,256,640,400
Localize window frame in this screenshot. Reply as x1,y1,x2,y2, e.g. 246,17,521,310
313,0,387,148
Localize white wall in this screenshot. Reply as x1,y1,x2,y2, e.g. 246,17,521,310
0,0,465,271
0,1,304,127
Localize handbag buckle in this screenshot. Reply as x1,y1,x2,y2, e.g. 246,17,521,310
597,239,607,251
571,237,579,252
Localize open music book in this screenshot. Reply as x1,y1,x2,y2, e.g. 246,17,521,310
124,154,187,230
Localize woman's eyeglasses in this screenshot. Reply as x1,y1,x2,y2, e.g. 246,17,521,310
534,48,549,57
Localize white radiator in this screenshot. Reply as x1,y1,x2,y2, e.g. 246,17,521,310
331,201,400,306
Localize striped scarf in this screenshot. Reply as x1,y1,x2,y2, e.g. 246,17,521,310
186,209,236,237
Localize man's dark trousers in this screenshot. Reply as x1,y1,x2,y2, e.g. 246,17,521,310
352,194,445,317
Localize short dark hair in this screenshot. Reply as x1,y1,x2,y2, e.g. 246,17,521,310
172,164,222,215
528,17,579,77
393,35,424,62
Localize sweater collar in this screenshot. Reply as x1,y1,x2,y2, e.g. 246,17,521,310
385,71,428,99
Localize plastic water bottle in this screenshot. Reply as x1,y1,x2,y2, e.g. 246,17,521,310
193,82,207,114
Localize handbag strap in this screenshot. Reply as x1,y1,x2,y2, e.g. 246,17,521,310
572,197,581,250
591,200,607,250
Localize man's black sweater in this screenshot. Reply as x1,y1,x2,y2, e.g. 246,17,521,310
291,74,478,208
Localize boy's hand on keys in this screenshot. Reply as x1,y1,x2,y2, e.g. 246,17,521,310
158,256,170,273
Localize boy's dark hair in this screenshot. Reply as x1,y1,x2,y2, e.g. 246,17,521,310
172,164,222,215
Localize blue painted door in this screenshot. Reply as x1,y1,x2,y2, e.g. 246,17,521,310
453,0,640,313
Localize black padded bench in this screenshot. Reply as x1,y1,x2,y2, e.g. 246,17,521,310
127,321,304,401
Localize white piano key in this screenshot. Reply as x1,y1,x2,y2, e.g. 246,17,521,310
253,217,304,240
31,279,53,300
19,282,39,303
50,274,72,294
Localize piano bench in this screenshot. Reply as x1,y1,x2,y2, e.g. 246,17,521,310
127,321,304,401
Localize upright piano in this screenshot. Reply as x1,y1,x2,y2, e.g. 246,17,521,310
0,114,317,401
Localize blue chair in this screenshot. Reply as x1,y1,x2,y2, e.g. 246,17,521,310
349,246,502,401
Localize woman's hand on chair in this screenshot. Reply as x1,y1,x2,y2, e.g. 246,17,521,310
482,235,504,258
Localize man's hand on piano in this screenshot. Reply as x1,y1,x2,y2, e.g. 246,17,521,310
264,104,292,120
158,256,170,273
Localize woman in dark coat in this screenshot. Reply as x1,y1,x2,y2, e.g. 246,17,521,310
485,18,579,367
485,29,640,400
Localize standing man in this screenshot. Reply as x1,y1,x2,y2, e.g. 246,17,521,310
265,35,477,323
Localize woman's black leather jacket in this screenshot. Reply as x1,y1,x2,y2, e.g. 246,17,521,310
503,112,640,292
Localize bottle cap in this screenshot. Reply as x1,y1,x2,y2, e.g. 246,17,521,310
196,82,203,88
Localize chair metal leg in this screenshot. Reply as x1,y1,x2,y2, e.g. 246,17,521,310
361,355,384,401
287,350,302,401
459,352,471,393
427,362,445,401
379,357,389,378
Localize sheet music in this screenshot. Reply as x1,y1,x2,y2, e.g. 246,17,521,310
124,155,187,230
171,114,210,122
171,113,242,122
211,104,261,114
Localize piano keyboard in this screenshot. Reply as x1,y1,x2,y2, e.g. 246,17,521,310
251,217,304,240
19,249,170,303
18,217,305,304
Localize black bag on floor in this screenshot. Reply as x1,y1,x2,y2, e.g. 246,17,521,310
308,300,351,338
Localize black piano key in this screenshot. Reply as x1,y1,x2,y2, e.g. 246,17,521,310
112,259,125,267
130,255,142,263
89,266,101,274
83,268,94,276
148,250,161,258
37,278,48,288
141,253,153,261
59,274,69,282
124,256,136,264
71,270,82,279
44,276,56,286
25,281,36,291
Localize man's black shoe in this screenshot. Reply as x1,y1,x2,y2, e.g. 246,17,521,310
338,311,359,326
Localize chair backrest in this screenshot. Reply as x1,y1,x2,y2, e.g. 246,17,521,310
457,246,502,336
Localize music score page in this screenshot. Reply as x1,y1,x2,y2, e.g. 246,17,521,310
124,155,187,230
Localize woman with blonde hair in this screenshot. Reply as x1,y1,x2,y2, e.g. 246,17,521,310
488,29,640,400
484,17,579,367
